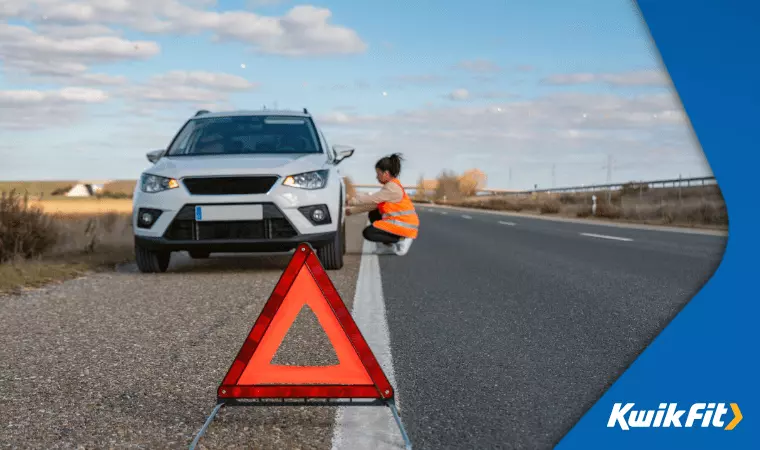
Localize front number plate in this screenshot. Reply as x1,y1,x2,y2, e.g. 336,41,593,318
195,205,263,221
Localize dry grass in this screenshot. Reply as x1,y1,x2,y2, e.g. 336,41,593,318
102,180,137,197
434,170,466,202
0,180,79,198
0,191,134,294
31,198,133,214
445,188,728,229
421,169,727,228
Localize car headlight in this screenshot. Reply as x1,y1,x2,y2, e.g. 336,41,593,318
140,173,179,193
282,170,329,190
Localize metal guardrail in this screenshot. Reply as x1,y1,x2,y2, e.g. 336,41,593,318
352,176,718,196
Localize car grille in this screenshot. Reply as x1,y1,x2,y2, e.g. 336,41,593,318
163,203,298,241
182,176,279,195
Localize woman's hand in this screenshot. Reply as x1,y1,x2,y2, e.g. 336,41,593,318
345,207,352,216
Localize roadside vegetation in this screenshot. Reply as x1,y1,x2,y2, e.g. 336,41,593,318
412,169,728,229
0,190,134,294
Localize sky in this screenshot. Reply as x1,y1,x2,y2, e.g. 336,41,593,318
0,0,713,189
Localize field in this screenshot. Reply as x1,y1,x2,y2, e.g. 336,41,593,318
0,192,134,294
0,180,137,199
30,198,133,214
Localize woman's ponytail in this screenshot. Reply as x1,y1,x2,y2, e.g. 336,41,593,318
376,153,404,178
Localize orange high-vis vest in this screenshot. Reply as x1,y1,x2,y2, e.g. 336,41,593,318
373,178,420,239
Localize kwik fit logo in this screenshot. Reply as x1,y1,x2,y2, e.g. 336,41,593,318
608,403,742,431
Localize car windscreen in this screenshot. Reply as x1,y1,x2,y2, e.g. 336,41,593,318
165,115,322,156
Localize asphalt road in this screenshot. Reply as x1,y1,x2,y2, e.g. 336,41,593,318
380,207,726,449
0,216,369,450
0,208,727,449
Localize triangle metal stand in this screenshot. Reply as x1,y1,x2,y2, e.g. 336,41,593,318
189,397,412,450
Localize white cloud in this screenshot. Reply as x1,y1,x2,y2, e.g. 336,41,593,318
0,87,108,129
151,71,256,91
0,87,108,104
76,73,129,85
57,87,110,102
542,69,671,87
33,23,123,38
0,22,159,83
320,92,688,132
454,59,502,73
447,88,470,101
316,91,703,187
445,89,516,101
247,0,288,7
124,70,258,103
1,1,366,56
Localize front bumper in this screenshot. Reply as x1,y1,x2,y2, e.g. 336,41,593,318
135,232,336,253
133,201,336,253
132,175,342,239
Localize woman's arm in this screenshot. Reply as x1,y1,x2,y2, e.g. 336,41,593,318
346,182,404,215
348,182,403,206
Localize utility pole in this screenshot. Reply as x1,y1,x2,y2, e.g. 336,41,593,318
603,154,613,203
508,167,513,189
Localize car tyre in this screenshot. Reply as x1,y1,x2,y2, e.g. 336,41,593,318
318,227,344,270
135,245,171,273
341,222,347,255
189,251,210,259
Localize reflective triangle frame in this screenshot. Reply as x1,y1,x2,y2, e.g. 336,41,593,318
190,243,411,450
218,242,393,400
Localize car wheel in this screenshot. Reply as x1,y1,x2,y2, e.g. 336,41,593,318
341,222,347,255
189,251,210,259
339,191,347,255
317,226,344,270
135,245,171,273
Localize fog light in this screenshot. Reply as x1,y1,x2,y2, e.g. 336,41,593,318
312,209,326,222
137,208,162,229
298,205,331,225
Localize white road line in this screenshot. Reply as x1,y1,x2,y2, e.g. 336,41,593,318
498,221,516,226
461,215,472,219
330,239,406,450
580,232,633,242
440,211,448,215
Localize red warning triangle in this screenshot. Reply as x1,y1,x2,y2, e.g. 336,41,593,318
218,243,394,400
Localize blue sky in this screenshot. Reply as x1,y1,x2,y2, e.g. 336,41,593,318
0,0,712,188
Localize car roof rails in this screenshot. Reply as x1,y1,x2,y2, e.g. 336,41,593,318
303,108,309,114
194,109,210,117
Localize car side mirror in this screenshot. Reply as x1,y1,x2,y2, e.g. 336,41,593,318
333,145,355,164
146,149,165,164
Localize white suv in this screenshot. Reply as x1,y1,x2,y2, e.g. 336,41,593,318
131,109,354,273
